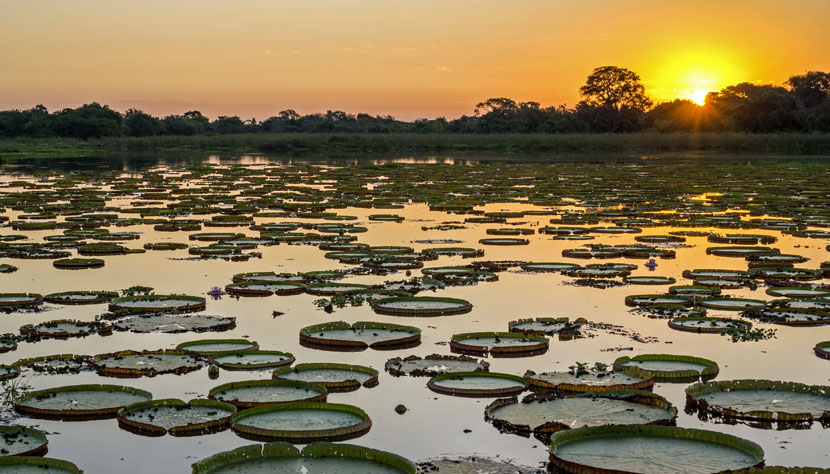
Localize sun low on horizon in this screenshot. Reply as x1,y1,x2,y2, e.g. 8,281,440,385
0,0,827,119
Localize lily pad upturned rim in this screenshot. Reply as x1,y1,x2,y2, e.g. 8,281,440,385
548,424,764,474
52,258,105,269
815,341,830,359
685,379,830,422
117,398,237,436
668,316,752,333
0,293,44,307
612,354,719,381
207,379,328,408
427,371,529,397
371,296,473,317
478,237,530,245
623,294,694,308
224,281,305,296
19,319,105,338
507,317,574,336
209,350,295,370
12,354,92,372
191,441,416,474
622,276,677,285
43,291,119,305
14,384,152,418
766,287,830,298
230,401,372,442
525,366,655,393
699,297,768,311
93,349,204,377
108,294,207,313
0,425,49,456
485,389,677,437
176,339,260,355
0,457,83,473
272,363,379,390
299,321,422,350
450,332,549,357
384,354,489,377
304,282,373,296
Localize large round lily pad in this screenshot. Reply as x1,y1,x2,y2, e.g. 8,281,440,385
668,317,752,333
815,341,830,359
93,350,204,377
613,354,719,382
699,297,766,311
272,363,378,391
508,317,580,336
20,320,106,339
624,294,693,308
117,398,236,436
44,291,118,305
0,426,49,456
176,339,259,355
0,293,43,308
525,367,654,393
0,457,83,473
300,321,421,351
371,296,472,316
486,390,677,440
450,332,548,357
15,384,152,419
427,372,528,397
108,295,206,313
111,313,235,333
686,379,830,423
384,354,489,377
14,355,92,374
191,442,415,474
225,281,305,296
210,350,295,370
208,380,327,408
231,402,371,442
548,425,764,474
53,258,105,269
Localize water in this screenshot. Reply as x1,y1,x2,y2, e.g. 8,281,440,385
0,153,829,473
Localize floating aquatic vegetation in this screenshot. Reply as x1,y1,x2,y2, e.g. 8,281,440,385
225,281,305,296
110,313,235,333
208,380,327,408
0,293,43,308
624,294,694,308
14,384,152,420
372,296,473,316
0,457,84,473
20,320,106,339
548,425,764,474
485,390,677,442
176,339,259,355
686,379,830,424
0,425,49,456
612,354,719,382
108,294,206,313
299,321,421,351
52,258,105,269
272,363,378,392
427,372,528,398
815,341,830,359
0,264,18,274
13,355,92,375
478,238,529,246
191,442,416,474
450,332,548,358
43,290,119,305
231,401,372,443
93,350,204,378
525,366,654,393
384,354,489,377
519,262,580,272
699,297,767,311
142,242,188,251
623,275,676,285
117,398,236,436
210,350,295,370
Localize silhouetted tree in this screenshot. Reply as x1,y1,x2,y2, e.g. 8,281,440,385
705,83,801,132
53,103,122,139
577,66,652,132
786,71,830,108
123,109,164,136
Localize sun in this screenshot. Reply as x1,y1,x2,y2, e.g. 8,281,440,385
689,88,710,106
649,48,745,105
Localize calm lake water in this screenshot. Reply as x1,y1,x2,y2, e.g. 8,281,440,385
1,153,828,473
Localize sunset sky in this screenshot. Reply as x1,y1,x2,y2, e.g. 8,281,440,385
1,0,827,120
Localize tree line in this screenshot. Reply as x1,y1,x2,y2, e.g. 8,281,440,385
1,67,828,139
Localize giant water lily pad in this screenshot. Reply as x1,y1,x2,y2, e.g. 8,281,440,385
427,372,528,397
699,297,766,311
525,367,654,393
208,380,327,408
225,282,304,296
14,355,92,374
624,276,676,285
300,321,421,351
15,384,152,419
44,291,119,305
111,313,235,333
176,339,259,355
372,297,472,316
485,390,677,439
0,426,49,456
548,425,764,474
0,457,83,473
520,262,580,272
210,351,295,370
613,354,719,382
272,363,378,391
231,402,371,442
625,294,694,308
508,317,581,336
108,295,206,313
0,293,43,308
20,320,105,339
117,398,236,436
384,354,488,377
53,258,105,269
305,283,372,296
766,287,830,298
815,341,830,359
191,442,415,474
706,246,779,257
668,317,752,333
93,350,204,377
0,364,19,380
686,379,830,423
450,332,548,357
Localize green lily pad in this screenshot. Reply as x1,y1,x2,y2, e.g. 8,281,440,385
108,295,206,313
450,332,549,358
525,367,654,393
43,291,119,305
686,379,830,422
210,351,295,370
300,321,421,351
93,350,204,377
427,372,528,397
111,313,235,333
0,457,83,473
208,380,327,408
231,402,371,442
176,339,259,355
384,354,488,377
117,398,236,436
613,354,719,382
15,384,152,419
272,363,378,391
371,297,472,316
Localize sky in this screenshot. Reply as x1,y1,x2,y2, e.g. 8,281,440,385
0,0,828,120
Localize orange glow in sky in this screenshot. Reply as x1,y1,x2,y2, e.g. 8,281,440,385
0,0,827,119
